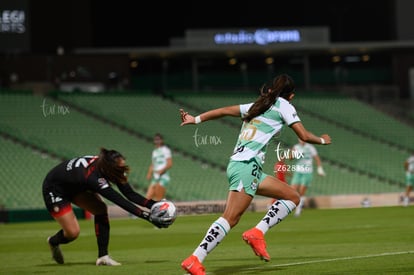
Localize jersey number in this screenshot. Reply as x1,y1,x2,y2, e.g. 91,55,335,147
251,164,262,178
240,124,257,141
75,156,96,168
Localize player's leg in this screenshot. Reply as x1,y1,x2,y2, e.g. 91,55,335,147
404,174,414,206
154,174,169,200
404,184,412,206
290,171,301,193
294,183,307,216
247,176,298,238
182,190,252,274
236,163,295,262
242,175,299,261
146,183,156,200
43,184,79,264
155,184,166,200
193,190,252,260
154,177,168,200
72,192,120,266
290,173,308,216
181,160,255,274
47,209,79,264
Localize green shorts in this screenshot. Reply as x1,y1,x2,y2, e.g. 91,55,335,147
150,173,170,187
406,173,414,187
290,172,313,187
226,159,268,197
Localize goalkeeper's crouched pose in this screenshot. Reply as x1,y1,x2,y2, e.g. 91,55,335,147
42,148,173,266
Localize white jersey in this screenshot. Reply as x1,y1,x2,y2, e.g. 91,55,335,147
230,97,300,164
407,155,414,173
152,145,172,172
291,143,318,173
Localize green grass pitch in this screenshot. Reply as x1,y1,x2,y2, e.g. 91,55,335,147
1,206,414,274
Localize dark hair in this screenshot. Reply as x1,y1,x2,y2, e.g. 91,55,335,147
153,133,165,145
243,74,295,122
96,147,130,184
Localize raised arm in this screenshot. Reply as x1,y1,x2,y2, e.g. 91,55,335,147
180,105,240,126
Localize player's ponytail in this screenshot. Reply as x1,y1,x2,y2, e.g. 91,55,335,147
243,74,295,122
96,148,130,184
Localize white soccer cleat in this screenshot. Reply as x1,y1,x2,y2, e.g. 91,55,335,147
96,255,121,266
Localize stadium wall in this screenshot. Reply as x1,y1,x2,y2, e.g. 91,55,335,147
107,193,405,218
0,193,407,223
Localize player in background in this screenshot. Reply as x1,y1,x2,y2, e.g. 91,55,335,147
289,138,326,216
146,133,173,201
268,157,291,206
403,153,414,206
43,148,173,266
179,74,331,275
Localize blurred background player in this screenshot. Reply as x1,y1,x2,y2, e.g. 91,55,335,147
403,153,414,206
43,148,173,266
268,157,291,206
290,138,326,216
146,133,173,200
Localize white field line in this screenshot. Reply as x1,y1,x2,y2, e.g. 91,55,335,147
248,250,414,269
188,251,414,274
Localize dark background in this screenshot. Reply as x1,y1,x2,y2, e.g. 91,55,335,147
29,0,396,53
3,0,414,100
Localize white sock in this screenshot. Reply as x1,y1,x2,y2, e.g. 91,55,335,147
256,200,296,234
193,217,230,263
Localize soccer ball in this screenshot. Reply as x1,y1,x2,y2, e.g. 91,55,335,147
151,200,177,222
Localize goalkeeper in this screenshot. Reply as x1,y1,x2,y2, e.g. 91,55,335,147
42,148,173,266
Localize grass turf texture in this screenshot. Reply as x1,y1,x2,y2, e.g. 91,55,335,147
1,206,414,274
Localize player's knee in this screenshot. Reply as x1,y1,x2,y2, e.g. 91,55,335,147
65,227,80,240
289,190,301,206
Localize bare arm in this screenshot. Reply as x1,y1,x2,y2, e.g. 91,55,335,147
314,155,322,167
180,105,240,126
290,122,331,145
314,154,326,176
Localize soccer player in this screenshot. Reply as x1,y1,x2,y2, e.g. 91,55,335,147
289,138,326,216
179,74,331,275
42,148,173,266
146,133,173,201
403,153,414,206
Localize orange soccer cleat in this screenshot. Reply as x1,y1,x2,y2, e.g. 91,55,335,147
242,228,271,262
181,255,205,275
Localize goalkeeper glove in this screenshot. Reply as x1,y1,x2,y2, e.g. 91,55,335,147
149,209,174,228
141,210,171,228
